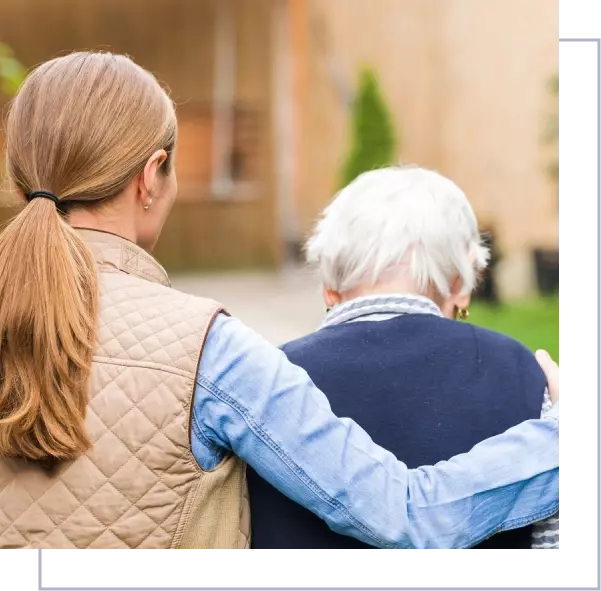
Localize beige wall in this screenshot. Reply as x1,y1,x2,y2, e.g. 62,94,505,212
295,0,557,297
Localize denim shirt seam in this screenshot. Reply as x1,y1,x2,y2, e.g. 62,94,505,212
458,503,560,549
195,373,395,549
191,408,224,471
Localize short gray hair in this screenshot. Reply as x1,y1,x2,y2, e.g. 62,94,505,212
306,166,490,297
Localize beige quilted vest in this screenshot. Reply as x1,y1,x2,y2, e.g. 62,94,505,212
0,229,250,549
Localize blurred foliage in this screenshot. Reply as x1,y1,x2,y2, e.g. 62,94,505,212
0,41,25,97
543,73,559,186
339,67,397,188
472,230,501,304
470,296,559,361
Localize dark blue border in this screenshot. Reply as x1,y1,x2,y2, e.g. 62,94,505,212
37,38,584,591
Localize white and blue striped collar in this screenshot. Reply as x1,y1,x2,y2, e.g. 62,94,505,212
321,294,443,329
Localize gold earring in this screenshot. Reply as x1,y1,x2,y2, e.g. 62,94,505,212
143,198,153,211
457,308,470,320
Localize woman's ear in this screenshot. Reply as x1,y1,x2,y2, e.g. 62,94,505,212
455,292,472,310
450,275,471,310
440,275,472,319
323,287,341,310
137,149,168,207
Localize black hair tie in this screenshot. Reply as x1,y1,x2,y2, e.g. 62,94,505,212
27,191,60,205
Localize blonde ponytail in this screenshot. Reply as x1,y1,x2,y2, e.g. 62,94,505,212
0,198,98,459
0,52,176,461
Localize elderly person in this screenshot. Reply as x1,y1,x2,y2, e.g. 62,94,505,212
248,166,559,549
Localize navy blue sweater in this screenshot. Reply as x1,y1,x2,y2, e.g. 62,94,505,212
248,314,547,549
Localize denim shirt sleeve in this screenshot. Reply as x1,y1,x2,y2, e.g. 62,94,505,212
192,313,559,549
531,389,559,548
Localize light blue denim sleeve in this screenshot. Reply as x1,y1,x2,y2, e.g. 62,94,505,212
192,314,559,549
531,389,559,548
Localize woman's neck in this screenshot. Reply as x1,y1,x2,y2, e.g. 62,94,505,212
68,206,138,245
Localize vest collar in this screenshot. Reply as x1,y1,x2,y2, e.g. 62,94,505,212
75,228,171,288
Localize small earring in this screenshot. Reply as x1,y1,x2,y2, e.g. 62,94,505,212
457,308,470,320
143,198,153,211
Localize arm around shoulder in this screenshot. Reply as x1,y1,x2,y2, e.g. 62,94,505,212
192,314,559,548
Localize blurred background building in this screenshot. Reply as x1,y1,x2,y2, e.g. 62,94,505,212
0,0,558,351
292,0,558,301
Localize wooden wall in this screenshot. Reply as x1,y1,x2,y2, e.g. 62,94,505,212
0,0,280,270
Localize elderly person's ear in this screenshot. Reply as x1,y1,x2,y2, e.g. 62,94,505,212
440,276,472,320
323,288,342,312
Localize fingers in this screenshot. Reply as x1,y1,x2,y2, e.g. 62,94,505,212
535,349,559,405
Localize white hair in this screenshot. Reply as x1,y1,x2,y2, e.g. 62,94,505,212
306,166,490,297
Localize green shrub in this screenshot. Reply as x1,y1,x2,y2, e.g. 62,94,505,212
0,42,25,97
339,67,397,188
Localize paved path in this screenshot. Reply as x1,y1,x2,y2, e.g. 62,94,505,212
172,266,324,346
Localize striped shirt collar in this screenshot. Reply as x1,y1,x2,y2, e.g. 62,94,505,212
321,293,443,329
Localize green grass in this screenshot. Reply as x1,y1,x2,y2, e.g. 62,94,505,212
469,297,559,361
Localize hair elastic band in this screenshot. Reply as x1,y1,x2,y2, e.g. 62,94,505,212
27,191,60,205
